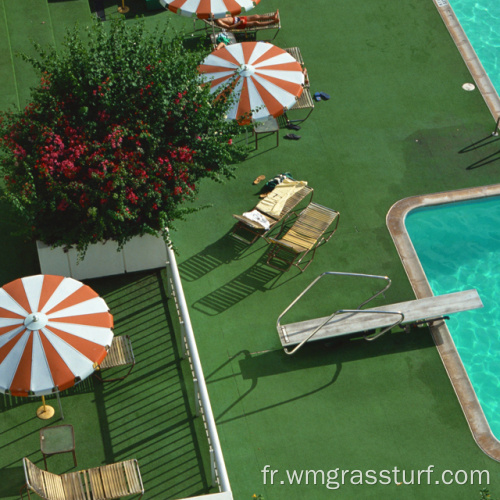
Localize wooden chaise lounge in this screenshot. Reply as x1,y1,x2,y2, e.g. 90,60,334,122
231,182,313,244
283,47,314,123
202,11,281,41
21,457,144,499
265,202,340,272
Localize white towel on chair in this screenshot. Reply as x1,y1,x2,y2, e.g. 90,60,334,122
242,210,270,230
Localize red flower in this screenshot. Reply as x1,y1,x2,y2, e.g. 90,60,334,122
57,199,69,211
79,193,89,207
126,188,139,205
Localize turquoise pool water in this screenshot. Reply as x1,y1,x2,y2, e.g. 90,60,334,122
405,196,500,440
448,0,500,95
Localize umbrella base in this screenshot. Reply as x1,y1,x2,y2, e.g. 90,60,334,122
118,6,130,13
37,405,55,420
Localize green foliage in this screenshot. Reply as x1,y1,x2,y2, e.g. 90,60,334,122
0,17,247,256
481,489,496,500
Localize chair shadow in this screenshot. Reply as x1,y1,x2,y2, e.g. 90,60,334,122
177,233,260,282
0,466,25,497
190,254,298,316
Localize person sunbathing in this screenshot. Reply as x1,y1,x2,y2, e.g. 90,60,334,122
214,10,279,30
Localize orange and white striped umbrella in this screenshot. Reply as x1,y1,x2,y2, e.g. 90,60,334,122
0,275,113,397
199,42,304,123
160,0,259,18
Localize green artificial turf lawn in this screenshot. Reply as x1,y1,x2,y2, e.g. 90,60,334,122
0,0,499,499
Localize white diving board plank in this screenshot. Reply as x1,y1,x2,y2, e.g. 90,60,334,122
279,289,483,347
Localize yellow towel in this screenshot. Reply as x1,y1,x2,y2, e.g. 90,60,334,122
256,179,308,217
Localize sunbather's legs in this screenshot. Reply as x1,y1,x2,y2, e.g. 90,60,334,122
246,10,279,24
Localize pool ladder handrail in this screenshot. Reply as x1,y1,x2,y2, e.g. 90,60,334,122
277,271,405,356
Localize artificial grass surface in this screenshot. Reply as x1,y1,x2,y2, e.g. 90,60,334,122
1,0,500,499
0,271,213,500
169,0,500,498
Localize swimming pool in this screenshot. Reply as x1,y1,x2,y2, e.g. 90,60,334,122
387,185,500,460
436,0,500,117
447,0,500,95
405,196,500,440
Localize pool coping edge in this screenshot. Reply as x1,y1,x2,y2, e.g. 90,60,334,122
434,0,500,121
386,184,500,463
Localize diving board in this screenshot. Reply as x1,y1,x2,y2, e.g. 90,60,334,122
276,272,483,355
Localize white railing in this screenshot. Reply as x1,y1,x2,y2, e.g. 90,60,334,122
165,243,232,500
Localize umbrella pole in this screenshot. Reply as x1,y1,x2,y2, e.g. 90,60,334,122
36,395,55,420
57,392,64,420
210,14,216,47
118,0,130,13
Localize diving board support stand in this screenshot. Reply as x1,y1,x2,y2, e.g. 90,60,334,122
277,272,483,355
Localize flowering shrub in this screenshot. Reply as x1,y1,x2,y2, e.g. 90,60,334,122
0,18,246,255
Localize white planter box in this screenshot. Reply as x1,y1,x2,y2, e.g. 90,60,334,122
36,234,167,280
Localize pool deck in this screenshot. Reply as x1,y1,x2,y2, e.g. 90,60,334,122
1,0,500,499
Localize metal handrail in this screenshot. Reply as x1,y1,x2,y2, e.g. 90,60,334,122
165,242,232,496
277,272,396,355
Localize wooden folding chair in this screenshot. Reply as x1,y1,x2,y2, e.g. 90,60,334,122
265,202,340,272
21,457,144,500
94,335,135,382
283,47,314,124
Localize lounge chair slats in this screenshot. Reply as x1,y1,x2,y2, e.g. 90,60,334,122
279,289,483,346
266,202,340,272
283,47,314,122
231,185,313,244
60,473,86,499
202,12,281,40
95,335,135,382
22,457,144,500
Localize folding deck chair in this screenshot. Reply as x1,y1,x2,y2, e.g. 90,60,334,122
94,335,135,382
283,47,314,124
21,457,144,500
231,183,313,244
265,202,340,272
